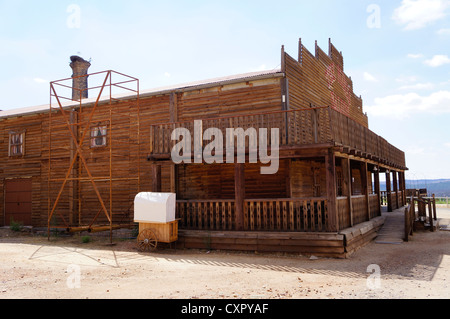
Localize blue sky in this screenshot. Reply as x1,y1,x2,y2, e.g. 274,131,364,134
1,0,450,180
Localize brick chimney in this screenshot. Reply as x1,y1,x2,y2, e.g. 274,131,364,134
70,55,91,101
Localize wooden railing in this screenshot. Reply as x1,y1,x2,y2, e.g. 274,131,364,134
329,109,406,168
351,195,367,226
151,107,332,156
369,194,380,219
337,197,351,230
176,198,328,232
244,198,328,232
404,201,415,242
149,106,406,169
176,200,235,231
336,194,381,231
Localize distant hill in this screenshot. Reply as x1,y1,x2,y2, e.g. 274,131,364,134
380,179,450,197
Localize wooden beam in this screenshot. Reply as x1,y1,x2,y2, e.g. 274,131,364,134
392,170,399,209
325,149,338,232
152,164,161,192
386,171,392,212
170,164,176,193
374,166,381,217
234,163,245,231
360,161,370,221
341,157,353,227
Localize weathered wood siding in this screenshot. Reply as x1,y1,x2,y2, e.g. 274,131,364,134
177,161,289,200
0,76,284,227
0,114,43,226
284,40,368,127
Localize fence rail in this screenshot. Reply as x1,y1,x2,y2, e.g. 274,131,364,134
149,106,406,169
176,198,330,232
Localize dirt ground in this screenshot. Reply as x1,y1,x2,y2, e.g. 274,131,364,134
1,209,450,300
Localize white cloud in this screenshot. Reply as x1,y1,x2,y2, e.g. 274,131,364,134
396,75,419,83
424,55,450,67
33,78,48,84
437,28,450,35
392,0,450,30
365,90,450,118
398,82,434,90
363,72,378,82
164,72,171,78
407,53,424,59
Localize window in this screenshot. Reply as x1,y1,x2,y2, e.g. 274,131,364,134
90,125,107,148
9,132,25,156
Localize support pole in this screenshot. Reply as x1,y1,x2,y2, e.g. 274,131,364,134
341,157,353,226
234,163,245,231
386,171,392,212
325,149,338,232
360,161,370,221
374,166,381,216
393,171,399,210
152,164,162,192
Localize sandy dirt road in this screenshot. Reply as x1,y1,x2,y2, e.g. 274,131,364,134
1,209,449,300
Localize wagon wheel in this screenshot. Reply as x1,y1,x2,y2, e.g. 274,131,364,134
137,229,158,252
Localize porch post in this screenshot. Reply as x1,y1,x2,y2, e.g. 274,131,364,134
386,170,392,212
152,163,161,192
393,170,399,209
374,166,381,216
341,157,353,227
325,149,338,232
234,163,245,231
360,161,370,221
401,171,407,205
398,172,405,207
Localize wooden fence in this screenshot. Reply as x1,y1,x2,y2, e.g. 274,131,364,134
336,194,381,231
176,198,329,232
149,106,406,169
404,195,438,241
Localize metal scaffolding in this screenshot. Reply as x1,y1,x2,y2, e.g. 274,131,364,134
48,70,140,241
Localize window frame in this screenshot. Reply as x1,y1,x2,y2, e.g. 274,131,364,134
8,131,25,157
90,125,108,148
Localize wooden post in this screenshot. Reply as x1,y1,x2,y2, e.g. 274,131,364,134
152,164,161,192
392,171,399,209
374,166,381,216
428,199,434,232
234,163,245,231
360,161,370,221
341,157,353,226
170,164,176,194
386,171,392,212
432,194,437,221
403,172,407,206
325,149,338,232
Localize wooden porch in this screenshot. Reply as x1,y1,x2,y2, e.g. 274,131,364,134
148,106,407,256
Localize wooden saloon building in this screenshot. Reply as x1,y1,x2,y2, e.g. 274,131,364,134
0,39,407,257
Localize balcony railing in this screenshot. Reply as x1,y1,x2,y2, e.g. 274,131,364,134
149,106,406,169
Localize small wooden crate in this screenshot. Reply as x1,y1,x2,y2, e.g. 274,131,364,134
138,220,178,243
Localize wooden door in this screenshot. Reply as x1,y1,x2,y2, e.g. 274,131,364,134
4,179,32,226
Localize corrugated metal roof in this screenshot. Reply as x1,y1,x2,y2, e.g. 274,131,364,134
0,68,283,119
